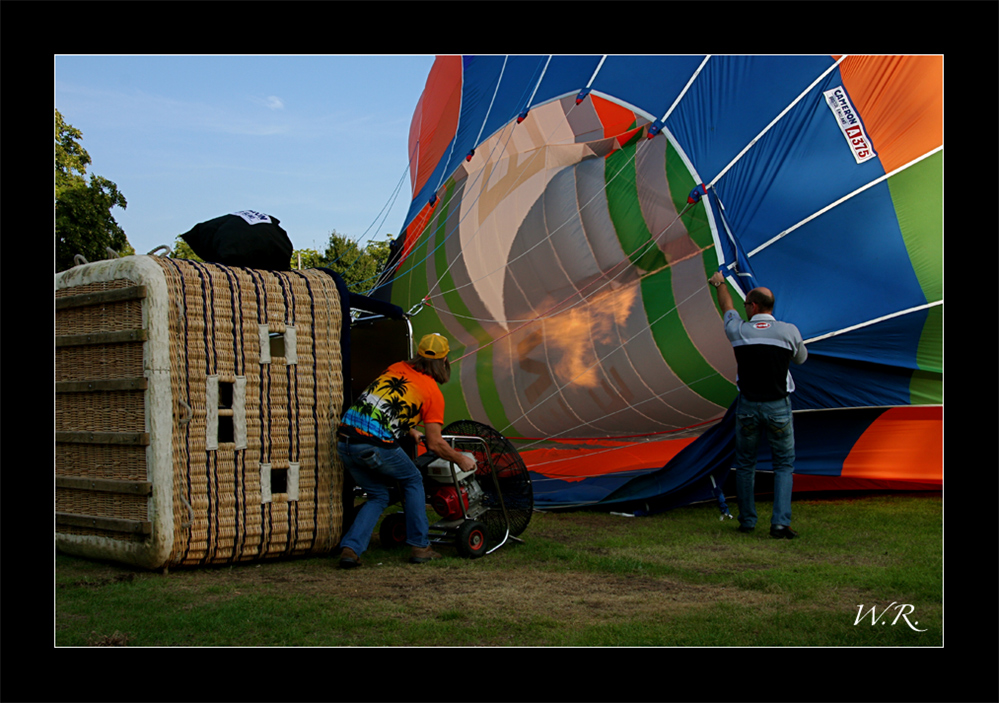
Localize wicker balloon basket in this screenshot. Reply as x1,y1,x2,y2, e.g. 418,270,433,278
55,255,346,570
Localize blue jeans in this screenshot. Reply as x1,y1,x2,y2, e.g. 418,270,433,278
733,395,795,528
337,440,429,554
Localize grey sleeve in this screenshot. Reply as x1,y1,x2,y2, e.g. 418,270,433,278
792,330,808,365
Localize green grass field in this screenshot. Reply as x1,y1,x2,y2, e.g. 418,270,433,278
56,491,941,647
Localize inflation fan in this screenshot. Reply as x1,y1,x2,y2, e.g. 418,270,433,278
376,420,533,558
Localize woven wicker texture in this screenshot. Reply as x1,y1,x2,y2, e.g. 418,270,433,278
154,258,344,567
56,278,151,542
55,257,346,569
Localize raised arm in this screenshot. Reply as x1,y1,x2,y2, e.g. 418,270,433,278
708,271,736,313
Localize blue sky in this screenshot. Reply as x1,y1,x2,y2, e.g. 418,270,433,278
55,54,438,257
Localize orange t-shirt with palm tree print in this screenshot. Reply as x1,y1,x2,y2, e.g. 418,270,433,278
340,362,444,445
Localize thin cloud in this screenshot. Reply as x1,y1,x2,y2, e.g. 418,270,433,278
257,95,285,110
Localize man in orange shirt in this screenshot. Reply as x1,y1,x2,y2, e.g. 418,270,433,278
336,333,476,567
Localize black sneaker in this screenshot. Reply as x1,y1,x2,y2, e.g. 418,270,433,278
770,525,798,539
738,525,755,533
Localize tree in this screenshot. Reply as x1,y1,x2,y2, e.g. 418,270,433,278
306,230,394,294
169,236,203,262
56,110,133,271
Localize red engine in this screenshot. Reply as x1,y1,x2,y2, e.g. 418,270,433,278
431,485,469,521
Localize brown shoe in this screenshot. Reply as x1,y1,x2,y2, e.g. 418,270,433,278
409,545,442,564
339,547,362,569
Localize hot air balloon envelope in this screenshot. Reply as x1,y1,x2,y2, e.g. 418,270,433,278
382,55,941,509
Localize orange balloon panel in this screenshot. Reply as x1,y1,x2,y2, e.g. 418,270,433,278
841,406,942,484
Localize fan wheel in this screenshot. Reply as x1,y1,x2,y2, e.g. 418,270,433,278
378,511,407,548
442,420,533,544
455,520,488,559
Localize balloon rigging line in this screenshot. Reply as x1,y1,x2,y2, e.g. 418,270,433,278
399,114,716,434
420,128,704,329
363,60,553,297
419,55,715,304
374,99,527,296
368,55,696,303
472,55,508,148
493,281,717,442
441,200,699,354
507,364,725,466
523,55,553,113
803,300,942,346
655,55,711,125
326,148,413,273
424,123,664,304
367,71,548,294
368,80,607,301
376,55,844,301
513,382,719,453
355,160,424,294
745,145,943,259
433,236,712,327
585,55,607,89
708,55,848,188
442,234,708,441
421,82,603,297
512,399,713,475
359,158,411,246
508,415,719,443
429,55,548,213
371,58,664,300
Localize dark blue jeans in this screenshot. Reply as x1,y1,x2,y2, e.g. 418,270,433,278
337,440,430,554
733,395,795,528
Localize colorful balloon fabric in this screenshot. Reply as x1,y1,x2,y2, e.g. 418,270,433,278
376,55,941,510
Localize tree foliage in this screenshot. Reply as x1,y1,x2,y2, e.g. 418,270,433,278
169,237,203,262
315,230,393,294
55,110,133,272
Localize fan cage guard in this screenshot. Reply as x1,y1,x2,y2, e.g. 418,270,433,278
442,420,533,544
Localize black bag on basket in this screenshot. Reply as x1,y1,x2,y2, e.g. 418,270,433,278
180,211,293,270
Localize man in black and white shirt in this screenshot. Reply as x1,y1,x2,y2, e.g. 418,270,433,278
709,270,807,538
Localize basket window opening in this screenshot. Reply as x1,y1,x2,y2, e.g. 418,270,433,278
260,463,299,503
219,380,234,408
271,467,288,494
258,324,296,365
206,375,245,451
217,381,234,444
269,332,285,359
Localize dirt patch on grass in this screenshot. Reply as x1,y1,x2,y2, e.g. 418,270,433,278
86,630,133,646
180,555,779,631
326,564,788,646
62,572,136,589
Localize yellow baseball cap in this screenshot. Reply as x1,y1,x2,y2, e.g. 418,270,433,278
417,333,450,359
